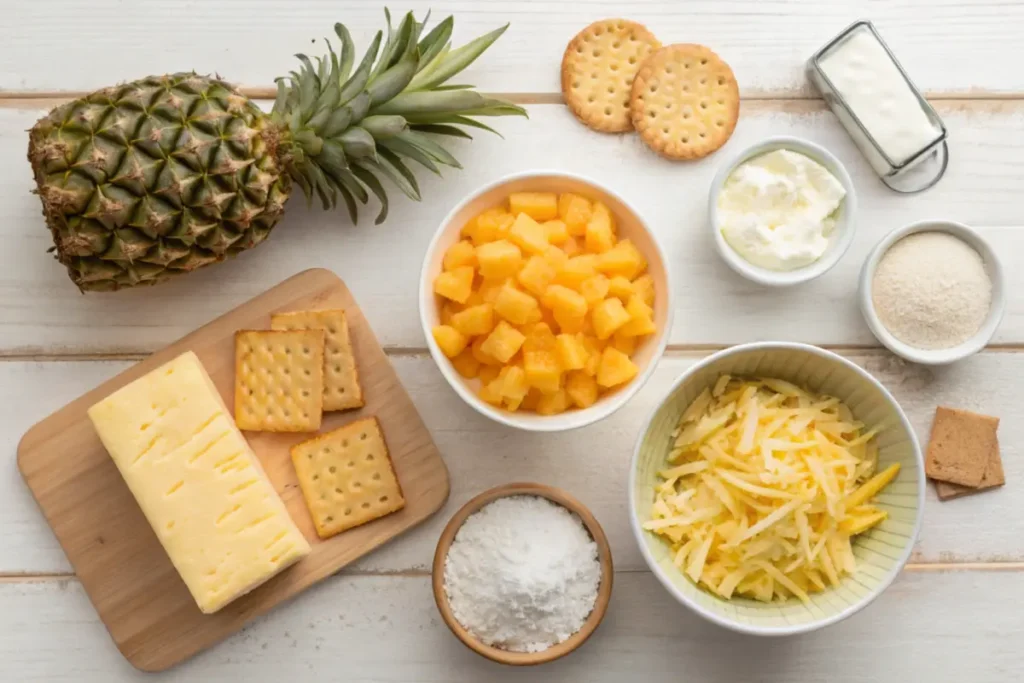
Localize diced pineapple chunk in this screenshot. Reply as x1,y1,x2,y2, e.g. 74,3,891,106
479,378,503,405
497,365,529,408
555,334,589,371
632,273,656,307
611,332,637,355
443,240,477,271
521,388,542,412
524,349,562,394
607,275,634,301
617,295,656,337
596,238,647,279
517,256,556,297
523,322,557,351
464,290,485,307
479,278,507,304
467,208,513,245
544,244,570,269
479,364,501,385
434,265,474,304
536,389,570,415
554,255,598,290
509,192,559,221
508,213,550,254
554,310,586,334
476,240,523,279
582,336,603,377
585,204,615,253
493,282,539,325
580,274,610,307
558,193,593,236
597,347,639,388
432,325,468,358
542,285,589,320
450,303,495,337
451,350,481,378
472,336,501,366
544,220,569,245
565,371,599,408
480,321,526,363
561,236,582,256
440,302,458,326
592,297,631,340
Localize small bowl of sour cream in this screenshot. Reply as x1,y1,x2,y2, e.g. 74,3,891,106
709,137,857,286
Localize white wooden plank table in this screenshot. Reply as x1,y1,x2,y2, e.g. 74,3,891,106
2,1,1023,680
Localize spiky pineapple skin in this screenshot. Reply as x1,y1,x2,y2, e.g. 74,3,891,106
28,73,292,291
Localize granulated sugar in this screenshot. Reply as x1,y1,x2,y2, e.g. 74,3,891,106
442,495,601,653
872,231,991,350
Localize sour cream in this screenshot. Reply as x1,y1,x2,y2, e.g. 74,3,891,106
817,24,942,174
717,149,846,271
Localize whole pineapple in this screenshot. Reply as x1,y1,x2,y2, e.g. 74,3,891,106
27,11,525,291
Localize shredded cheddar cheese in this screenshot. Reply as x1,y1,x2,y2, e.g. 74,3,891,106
644,375,899,603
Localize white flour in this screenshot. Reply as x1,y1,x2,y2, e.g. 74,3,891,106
871,231,991,350
442,495,601,653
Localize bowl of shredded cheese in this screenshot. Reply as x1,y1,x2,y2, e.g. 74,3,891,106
629,342,924,635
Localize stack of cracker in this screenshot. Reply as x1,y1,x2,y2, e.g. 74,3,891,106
925,406,1005,501
235,309,363,432
234,309,405,538
560,19,739,160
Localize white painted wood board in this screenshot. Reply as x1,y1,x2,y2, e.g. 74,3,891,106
2,1,1023,96
3,104,1024,354
1,571,1021,681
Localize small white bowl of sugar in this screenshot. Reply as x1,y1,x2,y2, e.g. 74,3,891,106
860,220,1005,364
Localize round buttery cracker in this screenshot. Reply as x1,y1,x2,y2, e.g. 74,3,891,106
561,19,661,133
630,44,740,160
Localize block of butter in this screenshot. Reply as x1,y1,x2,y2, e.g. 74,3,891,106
87,351,311,614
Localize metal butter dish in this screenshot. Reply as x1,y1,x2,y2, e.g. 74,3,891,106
808,20,948,193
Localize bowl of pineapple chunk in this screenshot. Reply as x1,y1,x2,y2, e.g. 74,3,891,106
629,342,924,635
420,171,671,431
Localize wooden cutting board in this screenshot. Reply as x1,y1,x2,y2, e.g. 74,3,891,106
16,268,450,672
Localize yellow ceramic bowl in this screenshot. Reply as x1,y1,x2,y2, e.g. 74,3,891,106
629,342,924,635
419,171,672,432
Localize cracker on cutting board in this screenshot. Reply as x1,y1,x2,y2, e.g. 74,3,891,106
234,329,325,432
561,19,660,133
629,43,739,160
271,309,364,411
290,417,405,539
935,435,1005,500
925,406,998,488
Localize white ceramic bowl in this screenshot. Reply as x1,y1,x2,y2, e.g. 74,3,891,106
629,342,924,636
419,171,673,432
708,136,858,287
859,220,1005,365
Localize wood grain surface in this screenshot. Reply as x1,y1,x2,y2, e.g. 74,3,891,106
15,269,450,671
4,0,1024,679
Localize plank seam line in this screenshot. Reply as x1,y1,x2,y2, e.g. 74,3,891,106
3,562,1024,582
7,344,1024,362
2,90,1023,104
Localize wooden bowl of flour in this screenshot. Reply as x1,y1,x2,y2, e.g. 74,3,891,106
431,482,614,666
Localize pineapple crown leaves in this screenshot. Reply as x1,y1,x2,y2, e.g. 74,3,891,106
270,9,527,225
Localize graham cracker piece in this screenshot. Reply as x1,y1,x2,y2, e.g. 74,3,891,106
629,43,739,160
925,406,999,488
561,19,661,133
935,435,1005,500
271,309,364,411
290,417,405,539
234,330,324,432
